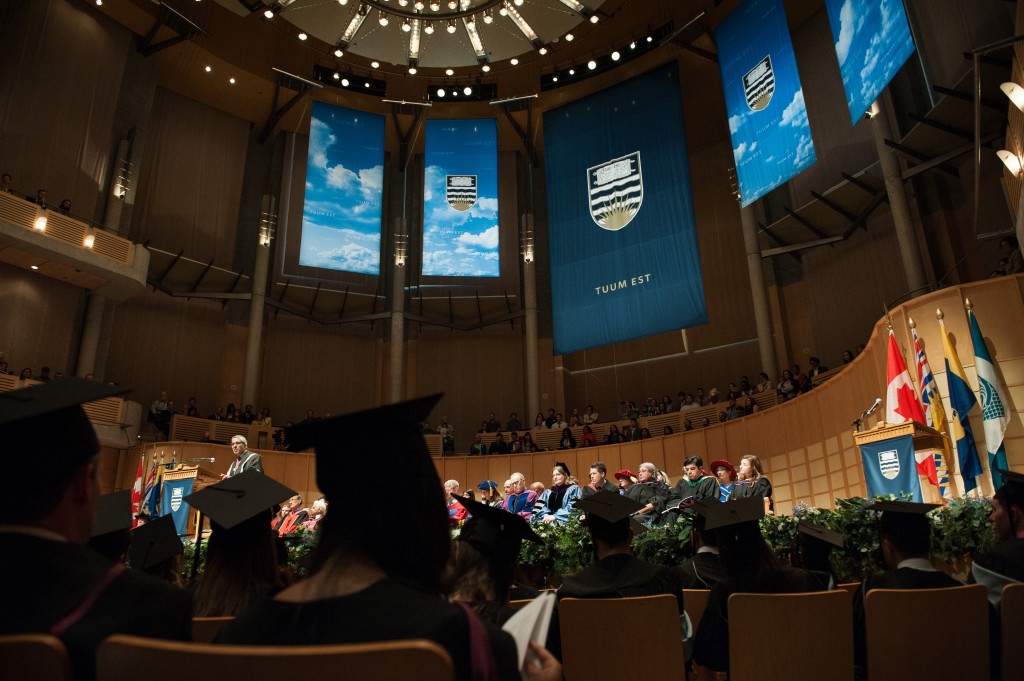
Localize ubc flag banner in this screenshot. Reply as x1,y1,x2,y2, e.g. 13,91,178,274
299,101,384,275
860,434,923,501
716,0,816,206
543,63,707,356
160,477,195,535
825,0,916,124
422,119,500,277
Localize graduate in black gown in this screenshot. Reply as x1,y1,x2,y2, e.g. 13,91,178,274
972,470,1024,606
217,395,561,681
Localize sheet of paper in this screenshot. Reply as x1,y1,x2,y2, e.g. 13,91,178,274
501,591,556,679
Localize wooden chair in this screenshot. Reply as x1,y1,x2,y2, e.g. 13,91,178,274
865,584,988,681
0,634,72,681
729,590,853,681
506,599,533,611
1001,583,1024,680
836,582,861,598
97,634,454,681
559,595,685,681
682,588,710,631
191,616,234,643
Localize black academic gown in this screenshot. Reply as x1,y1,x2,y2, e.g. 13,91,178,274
218,578,520,681
0,533,192,681
581,480,620,498
675,550,727,590
557,553,685,613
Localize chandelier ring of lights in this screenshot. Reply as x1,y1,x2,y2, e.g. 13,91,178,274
356,0,507,22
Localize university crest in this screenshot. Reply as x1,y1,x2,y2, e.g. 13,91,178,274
744,55,775,111
587,152,643,231
878,449,900,481
170,486,184,512
446,175,477,212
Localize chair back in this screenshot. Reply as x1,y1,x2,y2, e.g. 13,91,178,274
191,616,235,643
97,634,454,681
728,590,853,681
1002,583,1024,679
682,589,710,631
0,634,71,681
865,584,988,681
506,599,533,611
836,582,860,597
559,595,684,681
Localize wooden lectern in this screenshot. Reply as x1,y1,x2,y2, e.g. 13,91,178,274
162,465,220,537
853,421,955,502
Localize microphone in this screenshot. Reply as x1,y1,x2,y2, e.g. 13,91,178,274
862,397,882,418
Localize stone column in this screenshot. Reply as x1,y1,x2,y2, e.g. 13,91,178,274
740,202,778,380
522,213,540,420
389,218,407,404
241,195,274,407
76,293,106,378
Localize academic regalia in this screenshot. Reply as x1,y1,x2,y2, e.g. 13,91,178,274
675,550,727,590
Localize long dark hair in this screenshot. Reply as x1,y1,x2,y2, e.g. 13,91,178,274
192,510,283,616
716,521,797,593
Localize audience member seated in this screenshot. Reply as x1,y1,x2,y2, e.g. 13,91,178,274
224,403,239,422
692,497,825,678
437,416,455,455
558,427,576,450
302,497,327,531
256,407,272,426
485,412,501,433
36,366,51,382
128,515,185,587
559,491,685,612
738,376,754,394
791,364,811,393
239,404,256,424
506,411,522,432
623,463,667,526
842,349,854,364
501,473,538,519
489,431,510,454
0,172,13,193
0,380,192,681
579,424,596,447
469,433,486,456
30,188,47,207
624,417,643,441
550,413,568,430
447,495,542,625
543,408,557,428
729,454,773,513
445,480,468,525
582,461,619,498
185,396,200,417
724,399,743,420
58,198,71,215
808,356,829,378
476,480,503,508
755,372,772,393
742,396,759,415
853,500,963,671
273,494,309,537
533,412,546,429
521,431,539,452
669,456,721,516
582,404,599,424
710,459,736,502
1001,235,1023,274
674,506,726,589
217,397,562,681
777,370,797,401
606,423,624,444
535,463,581,525
972,470,1024,606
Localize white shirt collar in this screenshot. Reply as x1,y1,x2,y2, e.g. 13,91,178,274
896,557,937,572
696,546,720,555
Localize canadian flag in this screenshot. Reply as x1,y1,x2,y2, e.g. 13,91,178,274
130,455,144,528
885,330,936,486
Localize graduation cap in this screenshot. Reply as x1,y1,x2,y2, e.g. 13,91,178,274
614,469,635,481
554,461,571,477
92,490,133,538
128,515,183,570
994,470,1024,508
457,495,541,562
0,378,129,467
868,499,938,545
695,495,764,531
867,500,939,515
575,490,649,539
477,480,498,492
285,394,442,497
183,470,296,530
797,520,844,548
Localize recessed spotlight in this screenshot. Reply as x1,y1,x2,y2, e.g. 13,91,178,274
447,20,457,33
205,65,212,72
647,35,653,43
437,88,446,97
539,46,548,55
378,12,388,27
298,32,307,40
464,85,472,95
565,33,574,42
446,68,454,76
588,60,597,70
263,8,273,18
341,77,350,86
334,48,344,57
510,58,519,66
408,66,417,74
31,264,39,270
339,0,348,4
96,0,102,5
398,0,409,6
514,0,523,5
483,12,493,24
425,21,434,34
364,81,370,87
568,68,575,75
333,72,341,80
229,77,236,84
414,1,424,8
481,64,491,72
552,75,558,82
402,19,411,32
83,231,95,248
590,15,598,23
430,0,440,10
611,51,620,61
371,61,380,69
499,6,507,16
447,0,457,8
630,41,636,50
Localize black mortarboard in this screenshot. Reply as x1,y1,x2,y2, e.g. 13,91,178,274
458,495,541,562
128,515,183,570
867,500,938,515
1,378,129,467
285,394,442,497
995,470,1024,507
575,490,643,524
92,490,132,537
797,520,844,548
183,470,296,530
554,461,571,477
696,496,765,531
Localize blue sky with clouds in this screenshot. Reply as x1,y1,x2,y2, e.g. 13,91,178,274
299,102,384,275
717,0,816,206
422,119,500,278
826,0,915,124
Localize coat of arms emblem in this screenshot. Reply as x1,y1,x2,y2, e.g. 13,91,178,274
744,55,775,111
446,175,477,211
587,152,643,231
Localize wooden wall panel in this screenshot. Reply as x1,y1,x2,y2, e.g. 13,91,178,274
0,262,82,376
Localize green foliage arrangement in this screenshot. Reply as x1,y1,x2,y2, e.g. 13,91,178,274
929,497,995,575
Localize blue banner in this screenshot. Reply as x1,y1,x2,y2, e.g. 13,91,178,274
860,433,923,501
543,63,707,356
716,0,816,206
161,477,196,535
825,0,916,124
299,101,384,274
422,119,500,277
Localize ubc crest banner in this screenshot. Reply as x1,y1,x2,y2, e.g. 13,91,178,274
859,434,923,502
716,0,816,206
543,63,707,356
160,476,196,536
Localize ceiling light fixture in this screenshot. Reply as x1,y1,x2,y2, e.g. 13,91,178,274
438,88,447,97
371,60,380,68
424,21,434,34
402,18,412,31
538,46,548,55
510,58,518,65
31,264,40,270
464,85,473,95
409,66,417,74
446,68,454,76
997,149,1023,176
264,8,274,18
378,11,388,26
342,76,350,86
447,20,457,33
481,64,490,72
1001,82,1024,111
611,51,620,61
298,31,307,40
590,14,598,23
430,0,440,10
587,59,596,70
565,33,574,41
229,77,236,84
334,48,344,57
204,65,212,72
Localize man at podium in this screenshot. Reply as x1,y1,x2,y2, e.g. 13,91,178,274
223,434,263,478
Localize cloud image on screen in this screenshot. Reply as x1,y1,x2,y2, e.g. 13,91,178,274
422,119,500,278
826,0,915,124
299,102,384,275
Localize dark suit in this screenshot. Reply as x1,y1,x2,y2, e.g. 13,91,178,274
0,533,192,681
675,549,727,590
226,450,263,476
